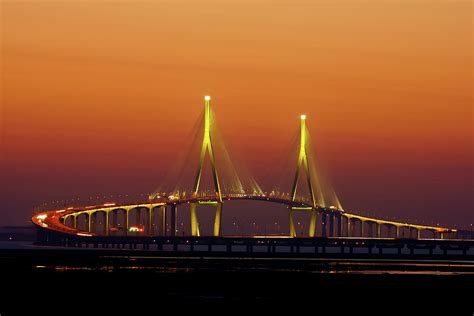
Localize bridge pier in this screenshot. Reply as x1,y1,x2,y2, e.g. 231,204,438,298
349,218,356,237
125,209,129,236
360,220,365,237
72,215,77,229
112,210,118,236
289,211,296,237
189,202,222,237
171,204,177,237
309,210,317,237
158,206,166,236
148,207,154,236
214,203,223,237
87,213,92,233
345,216,350,237
350,218,355,237
105,211,109,236
189,204,197,237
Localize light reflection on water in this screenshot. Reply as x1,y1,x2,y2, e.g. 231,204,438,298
32,262,474,275
6,241,473,276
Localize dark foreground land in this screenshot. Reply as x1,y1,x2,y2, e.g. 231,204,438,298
1,246,474,314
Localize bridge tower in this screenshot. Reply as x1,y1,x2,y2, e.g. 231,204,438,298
289,115,322,237
189,96,223,237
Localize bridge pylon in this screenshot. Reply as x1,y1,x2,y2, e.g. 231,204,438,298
289,115,323,237
190,96,223,237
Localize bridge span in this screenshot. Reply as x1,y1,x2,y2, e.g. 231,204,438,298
32,96,468,245
33,194,459,242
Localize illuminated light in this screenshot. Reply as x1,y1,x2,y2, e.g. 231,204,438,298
77,233,93,237
37,214,47,220
291,206,313,210
300,114,306,120
198,200,218,205
41,222,48,228
204,95,211,101
103,203,116,207
129,226,144,232
56,210,66,213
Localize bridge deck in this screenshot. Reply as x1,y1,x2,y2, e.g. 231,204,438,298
32,195,456,238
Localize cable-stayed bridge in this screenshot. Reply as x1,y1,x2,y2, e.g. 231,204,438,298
33,96,473,255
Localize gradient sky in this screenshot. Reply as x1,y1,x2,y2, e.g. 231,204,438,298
0,1,472,229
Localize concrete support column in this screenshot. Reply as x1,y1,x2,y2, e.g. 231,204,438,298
190,203,199,236
87,213,92,233
345,216,350,237
329,213,334,237
124,209,129,236
113,210,118,235
376,223,381,238
159,206,166,236
289,210,296,237
105,211,109,236
148,207,154,236
72,216,77,229
349,219,355,237
171,204,178,237
213,203,223,237
417,228,421,240
395,226,400,239
308,211,317,237
360,220,365,237
321,212,327,238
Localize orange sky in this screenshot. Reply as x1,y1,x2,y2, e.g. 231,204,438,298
0,1,472,227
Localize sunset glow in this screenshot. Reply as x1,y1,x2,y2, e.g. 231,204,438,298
0,1,472,229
